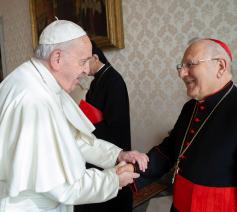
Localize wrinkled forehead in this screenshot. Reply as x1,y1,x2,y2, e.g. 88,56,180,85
182,40,210,62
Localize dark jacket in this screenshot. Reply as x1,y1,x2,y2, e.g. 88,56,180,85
86,63,131,151
75,63,132,212
137,82,237,211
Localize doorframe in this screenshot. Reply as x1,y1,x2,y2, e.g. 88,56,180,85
0,17,7,80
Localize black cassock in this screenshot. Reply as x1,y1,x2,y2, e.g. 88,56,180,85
135,81,237,212
75,63,132,212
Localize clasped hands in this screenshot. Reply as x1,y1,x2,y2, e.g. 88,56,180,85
116,150,149,189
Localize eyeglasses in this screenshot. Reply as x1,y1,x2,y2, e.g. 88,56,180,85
176,58,220,72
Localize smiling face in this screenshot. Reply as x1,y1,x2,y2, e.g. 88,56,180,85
49,35,92,92
179,41,222,100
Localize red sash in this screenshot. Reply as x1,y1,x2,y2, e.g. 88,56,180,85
79,100,103,124
173,174,237,212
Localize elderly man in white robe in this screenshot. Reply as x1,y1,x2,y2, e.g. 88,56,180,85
0,20,148,212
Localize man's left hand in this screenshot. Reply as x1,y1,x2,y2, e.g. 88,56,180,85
117,150,149,172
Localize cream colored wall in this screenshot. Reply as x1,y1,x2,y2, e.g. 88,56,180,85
101,0,237,152
0,0,237,152
0,0,33,72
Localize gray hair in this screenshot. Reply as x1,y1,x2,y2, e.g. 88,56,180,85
187,37,233,74
34,41,72,60
188,37,231,62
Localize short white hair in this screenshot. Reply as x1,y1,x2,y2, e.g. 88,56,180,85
186,37,233,73
34,41,72,60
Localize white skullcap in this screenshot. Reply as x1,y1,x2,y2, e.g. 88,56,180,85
39,20,86,45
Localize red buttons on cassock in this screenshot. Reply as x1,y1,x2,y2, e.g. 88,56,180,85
194,117,200,122
199,105,205,110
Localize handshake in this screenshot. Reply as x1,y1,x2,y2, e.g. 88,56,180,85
115,150,149,189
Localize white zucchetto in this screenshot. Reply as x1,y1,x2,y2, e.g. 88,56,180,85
39,20,86,45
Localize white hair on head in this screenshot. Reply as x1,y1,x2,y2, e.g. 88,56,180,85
187,37,231,61
186,37,232,73
34,44,56,60
34,41,72,60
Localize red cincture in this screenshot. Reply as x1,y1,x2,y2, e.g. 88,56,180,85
173,175,237,212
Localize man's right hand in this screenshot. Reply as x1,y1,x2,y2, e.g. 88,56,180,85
118,171,140,188
116,163,134,174
115,162,139,188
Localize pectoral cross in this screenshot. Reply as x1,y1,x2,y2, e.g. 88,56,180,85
172,159,180,184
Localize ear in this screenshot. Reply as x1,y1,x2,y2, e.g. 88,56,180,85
216,58,227,79
49,49,62,71
93,54,99,61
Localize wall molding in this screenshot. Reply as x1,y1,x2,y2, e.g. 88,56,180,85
0,16,7,79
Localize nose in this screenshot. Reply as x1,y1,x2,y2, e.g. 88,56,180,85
178,67,189,78
83,61,90,75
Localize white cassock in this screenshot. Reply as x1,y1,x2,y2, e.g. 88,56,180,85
0,58,122,212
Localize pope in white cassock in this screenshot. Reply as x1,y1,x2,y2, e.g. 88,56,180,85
0,20,148,212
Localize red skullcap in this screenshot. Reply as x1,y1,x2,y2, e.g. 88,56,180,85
206,38,233,61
